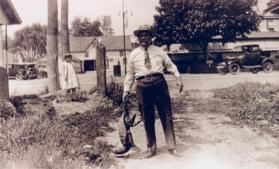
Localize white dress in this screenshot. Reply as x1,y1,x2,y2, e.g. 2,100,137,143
61,61,79,90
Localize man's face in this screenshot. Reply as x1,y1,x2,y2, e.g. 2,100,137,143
137,32,152,48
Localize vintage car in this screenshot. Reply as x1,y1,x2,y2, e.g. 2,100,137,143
216,44,274,75
7,63,47,80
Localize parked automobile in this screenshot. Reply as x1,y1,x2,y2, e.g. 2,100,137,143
36,64,48,79
7,63,47,80
216,44,274,75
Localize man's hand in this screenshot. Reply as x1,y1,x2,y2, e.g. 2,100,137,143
177,76,184,92
122,91,130,101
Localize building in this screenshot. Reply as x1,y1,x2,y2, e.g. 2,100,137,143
227,0,279,50
69,35,132,72
100,35,132,71
0,0,21,100
70,36,101,72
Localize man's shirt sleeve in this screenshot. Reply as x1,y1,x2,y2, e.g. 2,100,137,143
123,54,135,92
162,51,180,78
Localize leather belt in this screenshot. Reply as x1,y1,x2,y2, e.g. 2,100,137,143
136,73,162,80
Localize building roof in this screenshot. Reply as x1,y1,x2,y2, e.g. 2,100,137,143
69,37,100,52
264,1,279,14
0,0,21,24
101,35,132,51
70,35,132,52
212,31,279,42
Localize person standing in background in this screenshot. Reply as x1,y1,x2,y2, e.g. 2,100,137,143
61,54,79,96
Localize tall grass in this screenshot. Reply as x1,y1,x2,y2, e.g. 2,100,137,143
0,94,117,169
213,82,279,123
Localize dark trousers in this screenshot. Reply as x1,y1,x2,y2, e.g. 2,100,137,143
136,74,176,152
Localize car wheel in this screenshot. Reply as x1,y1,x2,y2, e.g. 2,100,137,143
263,62,273,73
250,68,260,74
15,73,23,80
228,63,240,75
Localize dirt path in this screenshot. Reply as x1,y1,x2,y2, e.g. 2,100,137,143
106,90,279,169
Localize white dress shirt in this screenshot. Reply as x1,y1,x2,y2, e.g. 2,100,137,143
123,45,180,92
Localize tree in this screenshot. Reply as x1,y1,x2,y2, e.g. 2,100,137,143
71,17,103,37
10,24,47,62
154,0,261,55
47,0,60,92
101,15,114,36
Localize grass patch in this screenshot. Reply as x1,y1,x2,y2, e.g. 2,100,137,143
213,82,279,124
0,94,118,169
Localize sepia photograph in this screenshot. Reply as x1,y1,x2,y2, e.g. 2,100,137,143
1,0,279,168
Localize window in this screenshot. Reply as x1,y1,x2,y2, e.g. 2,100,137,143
119,51,124,57
267,19,276,31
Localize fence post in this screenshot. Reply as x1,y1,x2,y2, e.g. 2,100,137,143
96,44,107,96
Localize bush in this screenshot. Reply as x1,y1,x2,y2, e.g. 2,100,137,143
106,79,123,106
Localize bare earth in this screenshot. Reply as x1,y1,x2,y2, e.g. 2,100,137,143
8,71,279,169
106,87,279,169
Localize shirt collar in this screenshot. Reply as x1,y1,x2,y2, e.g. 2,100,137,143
139,45,153,51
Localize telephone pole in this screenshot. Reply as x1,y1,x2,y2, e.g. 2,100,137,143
122,0,127,75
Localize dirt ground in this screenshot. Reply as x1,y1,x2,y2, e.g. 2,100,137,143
105,85,279,169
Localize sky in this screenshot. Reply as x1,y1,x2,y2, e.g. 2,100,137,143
8,0,269,38
8,0,160,37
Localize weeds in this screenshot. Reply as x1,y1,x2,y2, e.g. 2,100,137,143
106,80,123,106
213,82,279,124
0,93,117,169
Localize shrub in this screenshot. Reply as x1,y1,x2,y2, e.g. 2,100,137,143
106,79,123,106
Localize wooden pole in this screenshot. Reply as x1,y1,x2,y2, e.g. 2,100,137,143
60,0,70,59
0,26,9,100
47,0,60,92
122,0,127,75
96,44,107,96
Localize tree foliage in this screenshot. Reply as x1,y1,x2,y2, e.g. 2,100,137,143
153,0,261,51
101,15,114,36
10,24,47,61
71,17,103,37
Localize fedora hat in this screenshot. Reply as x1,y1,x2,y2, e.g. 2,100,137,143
133,25,154,37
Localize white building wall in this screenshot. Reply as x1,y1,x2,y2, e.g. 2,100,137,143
106,50,130,71
71,52,85,60
87,44,97,60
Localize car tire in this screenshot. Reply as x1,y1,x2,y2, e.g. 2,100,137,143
15,73,23,80
250,68,260,74
228,63,240,75
263,62,273,73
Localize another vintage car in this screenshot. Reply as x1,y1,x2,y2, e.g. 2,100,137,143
216,44,274,75
7,63,47,80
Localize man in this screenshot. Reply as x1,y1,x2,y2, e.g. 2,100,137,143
122,25,183,158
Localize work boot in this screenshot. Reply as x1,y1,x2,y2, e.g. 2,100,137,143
168,149,181,157
113,146,130,155
143,148,157,158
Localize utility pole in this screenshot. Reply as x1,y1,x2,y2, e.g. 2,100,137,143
122,0,127,75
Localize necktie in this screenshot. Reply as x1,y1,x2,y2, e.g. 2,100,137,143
144,48,152,69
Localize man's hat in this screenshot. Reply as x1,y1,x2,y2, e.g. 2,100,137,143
133,25,154,37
